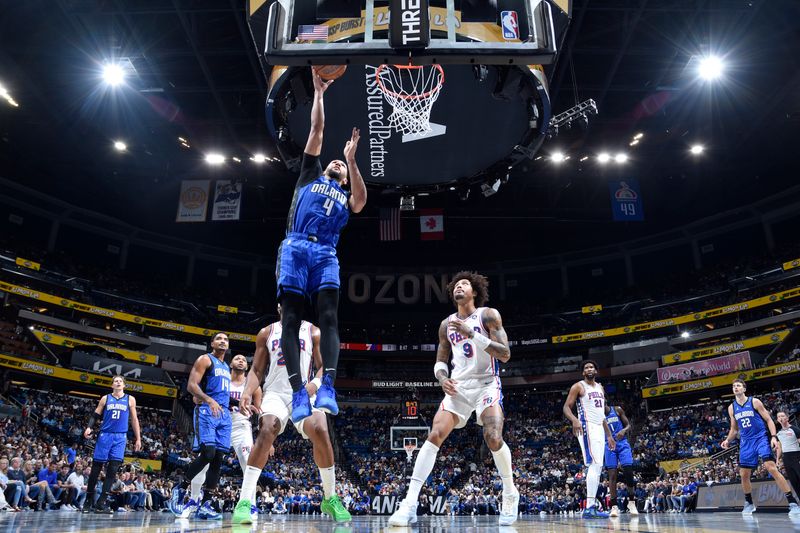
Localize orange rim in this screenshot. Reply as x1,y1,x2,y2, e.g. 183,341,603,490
376,64,445,100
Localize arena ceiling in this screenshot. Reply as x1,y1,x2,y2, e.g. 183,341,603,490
0,0,798,262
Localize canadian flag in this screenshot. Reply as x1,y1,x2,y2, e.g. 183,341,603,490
419,208,444,241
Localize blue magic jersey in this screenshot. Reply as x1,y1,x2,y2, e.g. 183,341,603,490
201,354,231,408
286,155,350,247
733,397,767,440
101,393,129,433
606,406,626,440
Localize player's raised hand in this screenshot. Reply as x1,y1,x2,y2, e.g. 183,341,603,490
312,69,334,94
343,127,360,162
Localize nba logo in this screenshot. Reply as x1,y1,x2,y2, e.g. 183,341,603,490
501,11,519,40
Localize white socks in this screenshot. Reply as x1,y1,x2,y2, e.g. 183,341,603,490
490,442,515,493
240,465,262,504
406,440,440,503
319,465,336,499
586,463,602,508
191,465,207,501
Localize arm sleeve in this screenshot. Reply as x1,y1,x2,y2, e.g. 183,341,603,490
296,153,323,188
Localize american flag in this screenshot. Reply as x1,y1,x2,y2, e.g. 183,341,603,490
379,208,401,241
297,25,329,42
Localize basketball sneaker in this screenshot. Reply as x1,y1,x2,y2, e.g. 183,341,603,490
499,488,520,525
321,495,351,522
628,500,639,515
81,500,93,514
93,505,114,515
178,498,200,519
314,375,339,416
388,499,418,526
251,505,259,522
196,501,222,520
232,500,252,524
291,387,312,423
609,505,620,517
789,502,800,516
582,505,610,519
742,502,756,515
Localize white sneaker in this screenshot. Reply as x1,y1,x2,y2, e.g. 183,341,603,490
789,502,800,516
180,498,200,519
388,500,418,526
742,502,756,515
609,505,620,517
628,501,639,515
499,488,520,526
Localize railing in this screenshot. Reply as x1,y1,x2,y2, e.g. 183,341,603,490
172,400,193,435
6,394,38,423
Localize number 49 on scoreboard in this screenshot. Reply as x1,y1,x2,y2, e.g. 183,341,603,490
609,179,644,221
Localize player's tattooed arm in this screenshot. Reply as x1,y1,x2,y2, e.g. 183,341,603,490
481,308,511,362
436,319,457,396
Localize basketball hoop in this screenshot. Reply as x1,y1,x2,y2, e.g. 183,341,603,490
376,64,445,136
403,437,418,462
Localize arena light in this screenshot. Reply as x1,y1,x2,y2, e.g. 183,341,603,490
614,153,628,164
681,331,690,338
205,153,225,165
232,156,242,163
690,144,705,155
580,155,589,162
102,63,126,86
113,140,127,152
251,154,266,163
597,152,611,164
629,139,639,146
550,151,566,164
633,132,644,140
698,55,724,81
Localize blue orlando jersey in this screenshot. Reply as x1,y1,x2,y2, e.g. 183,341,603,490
101,393,129,433
286,155,350,247
606,406,626,440
201,354,231,408
733,397,767,440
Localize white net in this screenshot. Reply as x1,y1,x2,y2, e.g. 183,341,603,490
376,65,445,136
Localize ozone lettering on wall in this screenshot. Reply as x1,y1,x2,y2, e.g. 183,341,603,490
347,273,448,304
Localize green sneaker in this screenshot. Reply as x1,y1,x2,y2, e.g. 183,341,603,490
232,499,252,525
321,495,352,523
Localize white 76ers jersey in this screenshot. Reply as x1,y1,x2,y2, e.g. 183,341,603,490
447,308,498,382
263,321,314,396
229,380,250,425
577,380,606,425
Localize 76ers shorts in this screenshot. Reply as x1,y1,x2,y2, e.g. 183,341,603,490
259,390,321,440
604,438,633,469
93,432,127,462
276,235,340,298
739,434,774,469
578,422,606,467
439,376,504,429
193,405,232,451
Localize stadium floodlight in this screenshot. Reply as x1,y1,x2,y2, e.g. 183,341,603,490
205,153,225,165
614,153,628,164
550,151,566,163
681,331,690,338
113,140,127,152
597,152,611,164
690,144,705,155
633,132,644,140
698,56,724,81
251,153,267,163
102,63,126,86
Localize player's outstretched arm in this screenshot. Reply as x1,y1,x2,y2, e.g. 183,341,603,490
304,69,333,157
344,128,367,213
721,404,738,448
129,395,142,452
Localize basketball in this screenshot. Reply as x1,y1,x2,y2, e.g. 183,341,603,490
313,64,347,81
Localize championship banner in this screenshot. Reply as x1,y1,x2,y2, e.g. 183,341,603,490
217,305,239,314
211,180,242,221
0,352,176,398
123,457,163,472
553,286,800,344
659,457,708,474
661,329,790,365
656,351,752,384
609,180,644,221
642,359,800,398
15,257,40,271
783,258,800,271
176,180,210,223
697,480,796,510
581,304,602,314
31,328,159,365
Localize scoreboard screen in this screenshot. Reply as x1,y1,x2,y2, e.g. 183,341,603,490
401,400,419,420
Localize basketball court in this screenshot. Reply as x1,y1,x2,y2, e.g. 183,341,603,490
2,511,799,532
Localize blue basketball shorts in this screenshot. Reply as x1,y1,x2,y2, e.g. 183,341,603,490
93,432,127,462
275,235,340,298
604,439,633,469
739,434,773,469
192,405,232,451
